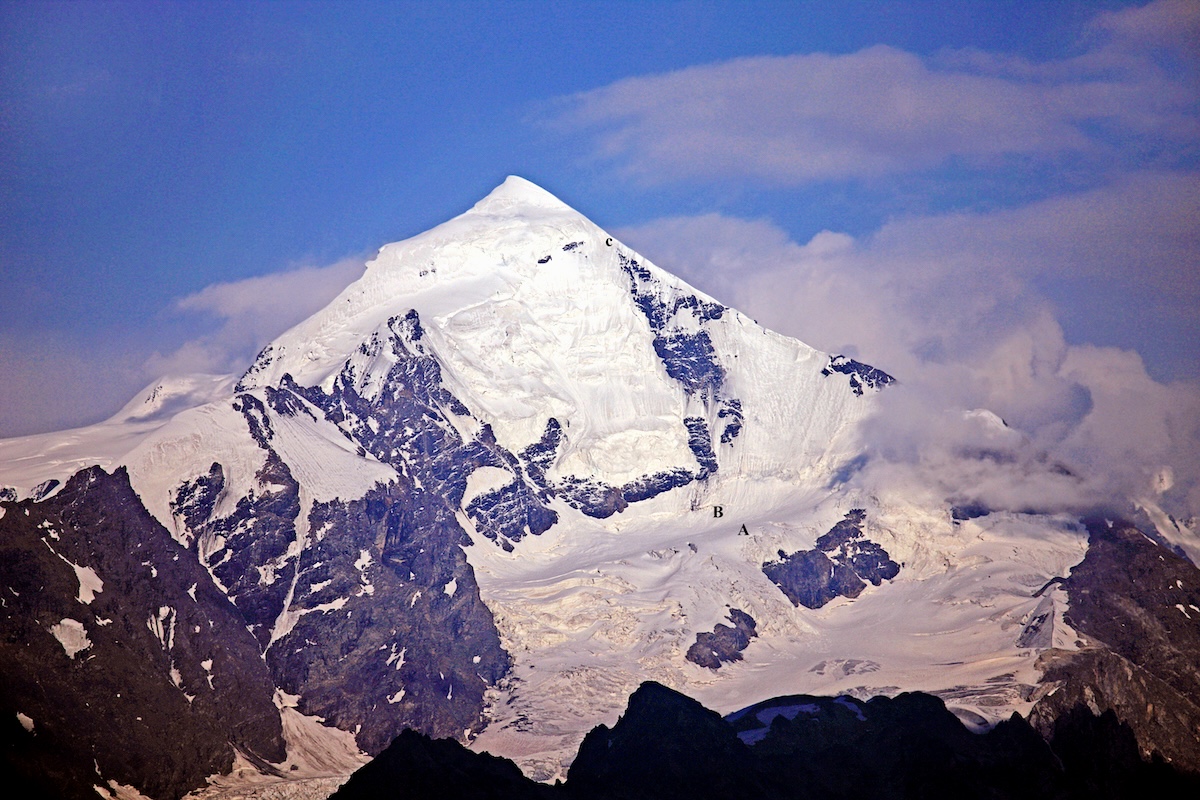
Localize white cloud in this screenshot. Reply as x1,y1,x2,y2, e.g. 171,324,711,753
615,185,1200,522
546,1,1197,183
146,256,365,377
869,172,1200,294
1091,0,1200,60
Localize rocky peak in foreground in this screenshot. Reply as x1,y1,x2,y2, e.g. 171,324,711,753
331,681,1200,800
1028,517,1200,772
0,467,283,800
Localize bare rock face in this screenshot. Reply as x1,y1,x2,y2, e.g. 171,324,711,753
1030,648,1200,776
263,481,511,755
1030,517,1200,774
762,510,900,609
0,467,284,800
685,608,757,669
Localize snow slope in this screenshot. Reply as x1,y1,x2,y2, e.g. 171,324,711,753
0,374,235,502
237,176,868,493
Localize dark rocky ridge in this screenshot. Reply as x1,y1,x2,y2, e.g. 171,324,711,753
331,728,557,800
331,681,1200,800
1028,517,1200,773
0,467,283,800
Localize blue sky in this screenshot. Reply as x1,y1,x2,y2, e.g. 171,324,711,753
2,0,1198,514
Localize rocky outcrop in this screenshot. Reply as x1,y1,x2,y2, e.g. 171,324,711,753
763,510,900,608
1028,517,1200,774
685,608,757,669
821,354,895,395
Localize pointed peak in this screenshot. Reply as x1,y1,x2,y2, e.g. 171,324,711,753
469,176,574,215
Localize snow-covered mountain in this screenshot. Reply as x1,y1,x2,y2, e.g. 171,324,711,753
3,177,1197,798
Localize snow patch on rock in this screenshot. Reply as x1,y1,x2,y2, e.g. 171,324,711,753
50,618,91,659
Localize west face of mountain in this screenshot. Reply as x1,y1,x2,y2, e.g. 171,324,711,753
1,177,1197,798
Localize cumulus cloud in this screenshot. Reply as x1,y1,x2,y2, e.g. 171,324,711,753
546,1,1197,183
615,192,1200,525
862,172,1200,379
145,256,365,377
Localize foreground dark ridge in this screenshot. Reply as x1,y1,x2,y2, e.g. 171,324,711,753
332,681,1199,800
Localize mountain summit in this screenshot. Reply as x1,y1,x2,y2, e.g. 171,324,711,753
3,178,1196,797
